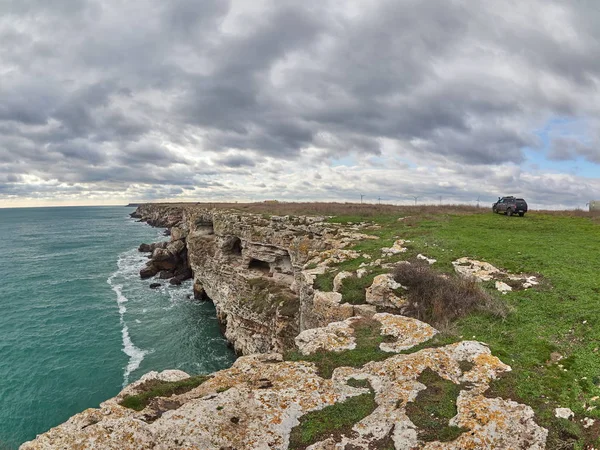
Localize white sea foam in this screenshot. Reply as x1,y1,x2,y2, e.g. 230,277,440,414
107,248,151,386
121,325,148,385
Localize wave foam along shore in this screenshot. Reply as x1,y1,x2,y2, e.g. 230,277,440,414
107,249,150,386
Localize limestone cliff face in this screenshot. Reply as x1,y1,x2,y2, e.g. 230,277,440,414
133,204,370,354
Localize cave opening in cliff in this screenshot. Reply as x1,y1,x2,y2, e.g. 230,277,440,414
273,253,292,274
195,219,214,236
248,258,270,274
224,236,242,256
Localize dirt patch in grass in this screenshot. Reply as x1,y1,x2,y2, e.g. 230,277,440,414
286,318,392,378
393,261,508,328
405,368,467,443
288,381,376,449
119,375,211,411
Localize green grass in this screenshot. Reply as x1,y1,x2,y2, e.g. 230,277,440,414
119,375,211,411
288,381,376,449
327,210,600,447
313,271,335,291
405,368,467,442
338,270,387,305
286,318,391,378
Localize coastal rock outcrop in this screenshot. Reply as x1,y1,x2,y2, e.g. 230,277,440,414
21,313,547,450
132,204,377,355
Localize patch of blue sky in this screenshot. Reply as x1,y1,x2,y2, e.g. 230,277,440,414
523,116,600,178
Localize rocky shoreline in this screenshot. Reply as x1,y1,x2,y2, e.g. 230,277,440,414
20,203,548,449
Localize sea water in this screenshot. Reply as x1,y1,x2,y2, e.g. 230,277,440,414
0,206,236,449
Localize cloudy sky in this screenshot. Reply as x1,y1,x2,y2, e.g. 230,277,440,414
1,0,600,208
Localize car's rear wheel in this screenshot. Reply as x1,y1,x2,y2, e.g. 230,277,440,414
519,212,525,217
507,208,513,216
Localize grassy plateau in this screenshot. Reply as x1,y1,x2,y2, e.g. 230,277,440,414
321,206,600,449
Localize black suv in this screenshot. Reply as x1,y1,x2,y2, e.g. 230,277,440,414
492,196,528,216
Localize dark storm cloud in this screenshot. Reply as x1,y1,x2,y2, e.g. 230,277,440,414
215,154,257,168
1,0,600,204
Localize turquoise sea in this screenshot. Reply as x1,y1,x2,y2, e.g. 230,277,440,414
0,206,236,449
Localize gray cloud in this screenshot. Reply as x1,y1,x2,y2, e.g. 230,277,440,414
1,0,600,206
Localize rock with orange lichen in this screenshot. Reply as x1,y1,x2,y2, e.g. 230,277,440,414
20,354,361,450
365,274,408,309
373,313,438,352
295,317,359,355
314,341,547,449
310,290,356,327
21,337,547,450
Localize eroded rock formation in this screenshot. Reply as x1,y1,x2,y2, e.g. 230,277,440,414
132,204,374,355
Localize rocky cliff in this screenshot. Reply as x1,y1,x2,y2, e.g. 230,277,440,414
21,204,548,449
132,203,379,355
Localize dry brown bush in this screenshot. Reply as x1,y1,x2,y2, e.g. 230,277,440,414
393,261,508,328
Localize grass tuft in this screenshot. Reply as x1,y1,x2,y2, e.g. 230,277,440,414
405,368,467,442
288,381,376,449
313,271,336,292
286,318,391,378
119,375,210,411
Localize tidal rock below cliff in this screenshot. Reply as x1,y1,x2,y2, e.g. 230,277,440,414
158,270,174,279
138,242,168,253
149,283,161,289
139,237,190,281
139,263,159,279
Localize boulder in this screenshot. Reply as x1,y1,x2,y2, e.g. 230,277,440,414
138,243,153,252
193,280,205,300
149,283,162,289
170,226,188,241
138,242,168,253
333,271,353,292
139,263,159,279
158,270,175,279
365,274,408,309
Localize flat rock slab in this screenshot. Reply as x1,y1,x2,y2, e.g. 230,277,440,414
295,317,358,355
373,313,438,352
453,257,540,292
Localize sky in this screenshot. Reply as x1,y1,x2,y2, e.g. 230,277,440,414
2,0,600,208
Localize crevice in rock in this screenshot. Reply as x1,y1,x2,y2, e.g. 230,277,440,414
222,236,243,257
248,258,271,275
195,219,214,235
272,252,292,275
